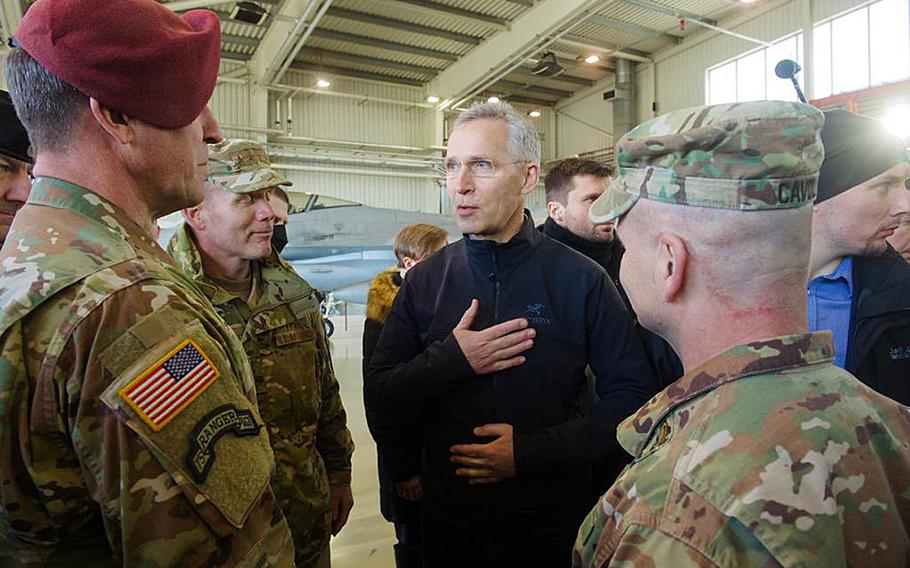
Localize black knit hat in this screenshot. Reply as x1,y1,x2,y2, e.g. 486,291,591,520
0,90,31,164
817,110,906,203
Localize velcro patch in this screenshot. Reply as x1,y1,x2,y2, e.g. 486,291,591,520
187,404,263,483
119,339,220,431
275,326,314,347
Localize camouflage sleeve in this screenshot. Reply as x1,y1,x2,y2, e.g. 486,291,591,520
41,283,290,566
602,525,716,568
312,310,354,486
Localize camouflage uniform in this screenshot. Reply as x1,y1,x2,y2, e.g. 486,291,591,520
0,178,295,567
573,333,910,567
575,102,910,567
169,139,354,568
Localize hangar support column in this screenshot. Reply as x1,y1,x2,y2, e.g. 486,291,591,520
613,58,637,162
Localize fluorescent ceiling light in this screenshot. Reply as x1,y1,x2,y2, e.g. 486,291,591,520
426,95,440,103
584,55,601,64
528,110,542,118
316,79,331,88
487,96,501,103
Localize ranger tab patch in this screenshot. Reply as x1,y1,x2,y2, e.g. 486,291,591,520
119,339,220,431
187,405,262,483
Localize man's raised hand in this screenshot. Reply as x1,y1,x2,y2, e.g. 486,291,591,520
452,299,535,374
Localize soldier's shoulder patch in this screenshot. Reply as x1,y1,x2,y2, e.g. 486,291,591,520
119,339,220,431
187,405,262,483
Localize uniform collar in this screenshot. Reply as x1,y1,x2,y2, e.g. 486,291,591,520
28,176,161,252
617,332,836,457
168,222,306,308
811,256,854,297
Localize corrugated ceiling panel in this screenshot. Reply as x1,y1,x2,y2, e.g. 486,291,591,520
571,22,655,48
222,20,266,39
305,38,452,69
814,0,875,21
334,0,498,38
285,69,428,102
320,16,475,55
555,87,613,157
296,53,433,82
281,69,434,147
446,0,528,20
654,0,804,112
598,1,738,38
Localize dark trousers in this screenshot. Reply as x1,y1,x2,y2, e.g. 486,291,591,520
422,507,574,568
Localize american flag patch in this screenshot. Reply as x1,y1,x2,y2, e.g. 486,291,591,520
119,339,220,431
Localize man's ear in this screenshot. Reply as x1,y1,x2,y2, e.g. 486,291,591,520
547,200,565,224
89,98,135,145
402,256,417,270
183,204,205,231
520,163,540,196
656,232,688,303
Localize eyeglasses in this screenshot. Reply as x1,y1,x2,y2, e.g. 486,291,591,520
437,158,525,179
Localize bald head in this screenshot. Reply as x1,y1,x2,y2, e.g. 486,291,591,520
617,199,813,364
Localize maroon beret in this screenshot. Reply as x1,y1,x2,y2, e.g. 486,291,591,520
14,0,221,129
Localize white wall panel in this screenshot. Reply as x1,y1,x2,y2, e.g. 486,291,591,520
654,0,805,112
210,62,255,140
636,64,656,124
277,168,441,213
280,70,434,148
647,0,876,114
554,87,613,157
814,0,874,21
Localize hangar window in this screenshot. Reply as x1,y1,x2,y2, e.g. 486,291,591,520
813,0,910,99
706,33,804,105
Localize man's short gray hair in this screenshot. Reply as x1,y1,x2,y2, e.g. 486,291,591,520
452,101,541,164
4,48,88,154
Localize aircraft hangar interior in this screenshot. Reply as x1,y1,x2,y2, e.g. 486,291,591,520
2,0,909,566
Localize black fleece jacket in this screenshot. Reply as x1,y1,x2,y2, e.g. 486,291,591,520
847,248,910,404
365,214,655,527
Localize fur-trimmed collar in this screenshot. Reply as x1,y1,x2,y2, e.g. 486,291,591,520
366,266,402,324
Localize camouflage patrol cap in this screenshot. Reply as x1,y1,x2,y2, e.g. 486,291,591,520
207,139,292,194
590,101,825,223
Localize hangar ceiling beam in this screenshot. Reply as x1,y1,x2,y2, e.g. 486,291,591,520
326,7,483,45
249,0,325,85
429,0,606,108
309,29,459,62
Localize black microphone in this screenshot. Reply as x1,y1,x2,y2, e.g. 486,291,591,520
775,59,807,103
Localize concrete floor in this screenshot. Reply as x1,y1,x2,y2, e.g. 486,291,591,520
327,314,397,568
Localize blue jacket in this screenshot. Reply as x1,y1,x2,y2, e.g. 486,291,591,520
365,214,656,530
